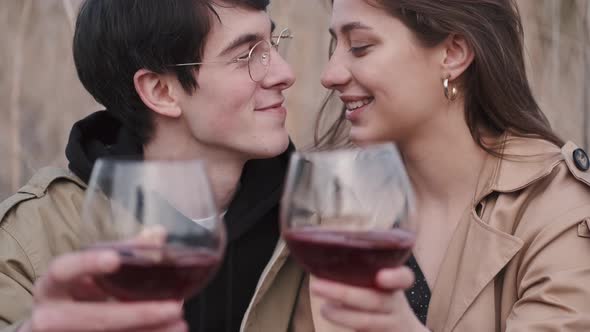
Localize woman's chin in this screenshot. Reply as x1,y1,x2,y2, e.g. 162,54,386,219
349,126,385,147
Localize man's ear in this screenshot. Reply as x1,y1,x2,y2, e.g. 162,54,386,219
134,69,182,118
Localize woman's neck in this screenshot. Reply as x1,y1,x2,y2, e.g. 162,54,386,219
399,103,490,210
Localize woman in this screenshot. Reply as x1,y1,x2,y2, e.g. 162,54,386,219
240,0,590,331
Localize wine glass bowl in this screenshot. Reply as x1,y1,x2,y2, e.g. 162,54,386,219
281,144,415,288
80,158,225,301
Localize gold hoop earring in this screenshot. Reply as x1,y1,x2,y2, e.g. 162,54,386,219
443,77,458,101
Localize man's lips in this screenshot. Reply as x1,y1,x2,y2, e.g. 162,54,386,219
255,101,286,114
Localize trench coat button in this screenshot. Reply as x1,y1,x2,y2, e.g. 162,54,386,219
573,148,590,171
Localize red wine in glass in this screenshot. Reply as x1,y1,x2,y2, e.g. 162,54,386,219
284,226,415,288
89,243,221,301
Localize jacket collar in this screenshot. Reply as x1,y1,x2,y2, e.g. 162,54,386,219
474,135,563,202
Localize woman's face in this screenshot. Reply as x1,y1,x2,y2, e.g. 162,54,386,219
321,0,447,146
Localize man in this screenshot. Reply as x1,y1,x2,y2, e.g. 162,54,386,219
0,0,295,331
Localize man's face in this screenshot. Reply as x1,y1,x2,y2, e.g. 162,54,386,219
175,4,295,160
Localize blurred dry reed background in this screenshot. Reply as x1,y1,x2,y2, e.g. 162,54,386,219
0,0,589,199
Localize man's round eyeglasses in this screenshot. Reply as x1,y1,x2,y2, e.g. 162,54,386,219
169,28,293,82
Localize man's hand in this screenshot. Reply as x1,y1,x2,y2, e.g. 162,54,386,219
18,250,186,332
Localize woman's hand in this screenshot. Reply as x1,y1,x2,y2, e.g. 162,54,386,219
310,267,429,332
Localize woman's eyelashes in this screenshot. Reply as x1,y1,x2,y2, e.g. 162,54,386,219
349,44,372,56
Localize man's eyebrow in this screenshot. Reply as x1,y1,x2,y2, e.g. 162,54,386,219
329,21,372,37
219,33,264,57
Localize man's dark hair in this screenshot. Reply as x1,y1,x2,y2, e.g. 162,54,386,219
73,0,270,144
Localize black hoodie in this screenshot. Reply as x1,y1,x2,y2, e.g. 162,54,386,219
65,111,293,332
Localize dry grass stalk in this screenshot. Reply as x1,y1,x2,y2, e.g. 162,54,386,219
62,0,76,33
9,0,32,191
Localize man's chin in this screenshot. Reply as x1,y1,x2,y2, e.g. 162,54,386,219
249,136,290,160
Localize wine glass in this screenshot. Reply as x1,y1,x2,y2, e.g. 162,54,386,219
80,158,225,301
281,143,415,289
